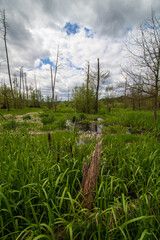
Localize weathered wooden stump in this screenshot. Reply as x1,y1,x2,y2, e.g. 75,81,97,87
81,141,102,210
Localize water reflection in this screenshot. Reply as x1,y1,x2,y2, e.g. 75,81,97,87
66,118,103,133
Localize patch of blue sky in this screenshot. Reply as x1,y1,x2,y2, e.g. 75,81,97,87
64,22,80,35
36,57,55,69
126,27,132,31
67,58,84,71
84,27,95,38
143,22,160,30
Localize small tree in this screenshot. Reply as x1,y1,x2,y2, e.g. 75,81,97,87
0,84,12,110
72,84,95,113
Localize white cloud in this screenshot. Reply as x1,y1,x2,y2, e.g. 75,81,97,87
0,0,160,99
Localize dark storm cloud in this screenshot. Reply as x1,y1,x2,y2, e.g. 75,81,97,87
34,0,160,36
1,0,160,41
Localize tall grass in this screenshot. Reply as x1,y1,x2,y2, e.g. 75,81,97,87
0,131,97,239
1,109,160,239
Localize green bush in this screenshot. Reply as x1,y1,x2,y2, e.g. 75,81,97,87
72,115,76,123
23,115,31,120
79,113,86,120
41,114,55,125
56,119,66,129
39,112,49,118
98,108,108,114
3,119,17,130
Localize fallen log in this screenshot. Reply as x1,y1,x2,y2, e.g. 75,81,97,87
0,113,6,120
81,141,102,210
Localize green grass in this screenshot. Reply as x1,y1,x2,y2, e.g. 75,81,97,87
1,107,160,239
0,108,42,116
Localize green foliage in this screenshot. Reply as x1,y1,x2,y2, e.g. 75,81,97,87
98,108,108,115
1,108,160,239
23,114,31,120
41,114,55,125
56,119,66,129
72,84,95,113
39,112,49,118
0,108,42,115
79,113,86,120
57,101,66,110
3,119,17,130
72,115,76,123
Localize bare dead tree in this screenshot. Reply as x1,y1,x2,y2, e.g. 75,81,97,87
22,69,25,100
19,66,23,107
24,72,29,101
83,61,91,113
95,58,100,114
52,46,60,104
1,10,15,108
50,45,63,111
50,65,54,107
91,58,110,114
122,12,160,121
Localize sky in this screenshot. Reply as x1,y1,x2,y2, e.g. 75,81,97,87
0,0,160,100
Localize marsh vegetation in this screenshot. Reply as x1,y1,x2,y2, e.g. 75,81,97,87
1,106,160,239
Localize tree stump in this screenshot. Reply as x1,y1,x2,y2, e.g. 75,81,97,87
81,141,102,210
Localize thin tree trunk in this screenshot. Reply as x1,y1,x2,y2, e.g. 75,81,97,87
124,81,127,108
154,76,158,122
50,65,54,107
132,98,135,111
154,96,157,122
22,69,25,100
53,48,59,103
19,67,23,108
95,58,100,114
3,10,15,108
24,73,29,101
86,62,90,113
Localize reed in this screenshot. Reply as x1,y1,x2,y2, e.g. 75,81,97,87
1,108,160,239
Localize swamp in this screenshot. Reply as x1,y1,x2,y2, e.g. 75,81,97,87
1,106,160,239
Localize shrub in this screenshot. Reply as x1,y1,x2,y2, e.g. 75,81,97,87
23,115,31,120
56,119,66,129
39,112,49,118
79,113,86,120
72,115,76,123
41,114,55,125
3,120,17,130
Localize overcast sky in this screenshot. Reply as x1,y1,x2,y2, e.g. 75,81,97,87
0,0,160,100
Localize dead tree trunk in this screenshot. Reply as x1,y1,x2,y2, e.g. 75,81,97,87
19,66,23,108
50,65,54,107
95,58,100,114
86,62,90,114
81,141,102,210
50,46,60,110
24,73,29,102
52,47,59,110
3,10,15,108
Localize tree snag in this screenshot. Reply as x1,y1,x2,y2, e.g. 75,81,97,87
81,141,102,210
